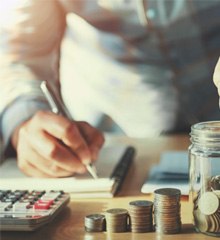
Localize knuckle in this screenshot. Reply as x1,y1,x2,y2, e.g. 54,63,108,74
18,126,28,139
94,131,105,145
17,159,27,172
47,144,59,159
50,164,59,173
63,122,77,138
33,110,49,124
34,110,45,119
63,123,78,143
75,144,86,153
49,164,72,178
80,121,90,128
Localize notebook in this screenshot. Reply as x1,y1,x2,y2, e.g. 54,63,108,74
0,145,135,198
141,151,189,195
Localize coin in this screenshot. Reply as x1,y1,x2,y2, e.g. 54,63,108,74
211,176,220,190
105,208,128,233
198,192,219,215
154,188,181,197
128,200,153,233
106,208,128,216
154,188,181,234
129,200,153,208
85,214,106,232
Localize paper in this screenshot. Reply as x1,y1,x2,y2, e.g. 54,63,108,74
0,145,129,198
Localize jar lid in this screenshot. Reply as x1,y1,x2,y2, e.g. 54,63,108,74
192,121,220,133
191,121,220,147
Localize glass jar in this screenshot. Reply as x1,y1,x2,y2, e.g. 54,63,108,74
189,121,220,237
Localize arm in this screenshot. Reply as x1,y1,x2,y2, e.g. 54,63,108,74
0,0,104,176
0,0,66,155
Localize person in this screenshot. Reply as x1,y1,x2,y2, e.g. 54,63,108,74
1,0,220,178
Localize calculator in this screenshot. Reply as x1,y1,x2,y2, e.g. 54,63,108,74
0,190,70,231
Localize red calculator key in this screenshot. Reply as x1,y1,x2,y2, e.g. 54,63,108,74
38,199,54,205
33,202,50,210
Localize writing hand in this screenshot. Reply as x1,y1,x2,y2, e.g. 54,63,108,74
12,111,105,178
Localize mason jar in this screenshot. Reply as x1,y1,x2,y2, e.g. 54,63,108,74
189,121,220,237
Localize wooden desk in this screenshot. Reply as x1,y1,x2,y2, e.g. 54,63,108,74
1,134,214,240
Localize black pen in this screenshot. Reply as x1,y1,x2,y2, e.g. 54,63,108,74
40,81,98,179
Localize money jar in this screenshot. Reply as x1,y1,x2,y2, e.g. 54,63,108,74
189,121,220,236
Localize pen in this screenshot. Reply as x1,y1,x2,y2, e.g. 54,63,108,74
40,81,98,179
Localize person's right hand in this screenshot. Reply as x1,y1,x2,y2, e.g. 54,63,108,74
11,110,105,178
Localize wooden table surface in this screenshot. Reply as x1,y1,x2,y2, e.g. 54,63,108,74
1,134,216,240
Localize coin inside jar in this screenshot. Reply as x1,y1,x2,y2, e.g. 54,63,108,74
211,176,220,190
198,192,219,215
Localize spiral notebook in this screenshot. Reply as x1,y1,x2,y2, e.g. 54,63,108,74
0,145,135,198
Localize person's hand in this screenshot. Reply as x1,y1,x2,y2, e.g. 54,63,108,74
11,110,105,178
213,58,220,95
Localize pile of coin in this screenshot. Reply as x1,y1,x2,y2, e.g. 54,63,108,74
84,214,106,232
105,208,128,232
154,188,181,234
193,190,220,233
129,200,153,233
84,188,183,234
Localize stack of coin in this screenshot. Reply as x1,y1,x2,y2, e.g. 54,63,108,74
154,188,181,234
85,214,106,232
129,200,153,233
105,208,128,232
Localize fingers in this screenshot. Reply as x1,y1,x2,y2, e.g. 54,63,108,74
19,146,76,178
76,121,105,161
18,161,53,178
29,130,86,174
30,111,92,164
18,123,86,175
213,57,220,95
15,110,104,178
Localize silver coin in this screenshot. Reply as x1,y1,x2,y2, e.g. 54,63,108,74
129,200,153,208
198,192,219,215
154,188,181,196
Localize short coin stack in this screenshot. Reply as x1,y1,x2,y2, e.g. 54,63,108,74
84,214,106,232
129,200,153,233
154,188,181,234
105,208,128,232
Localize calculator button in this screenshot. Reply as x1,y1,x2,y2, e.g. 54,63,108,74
0,202,12,211
31,191,45,197
33,202,50,210
13,202,30,212
41,192,61,201
4,214,13,218
38,199,54,205
14,190,27,195
1,198,14,203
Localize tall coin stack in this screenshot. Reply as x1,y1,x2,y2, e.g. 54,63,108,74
85,214,106,232
129,200,153,233
105,208,128,232
154,188,182,234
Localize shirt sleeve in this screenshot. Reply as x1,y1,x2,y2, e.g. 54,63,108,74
0,0,66,159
